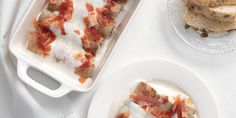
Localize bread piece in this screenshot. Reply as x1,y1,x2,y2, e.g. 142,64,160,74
184,8,236,32
183,0,190,5
96,7,116,37
27,32,40,54
187,3,236,21
106,0,127,16
39,10,55,21
38,10,56,27
47,0,63,11
75,61,95,78
81,26,104,56
190,0,236,7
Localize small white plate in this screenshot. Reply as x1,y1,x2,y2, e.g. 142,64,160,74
88,59,219,118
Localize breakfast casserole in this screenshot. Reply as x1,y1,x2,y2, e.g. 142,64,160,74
27,0,127,83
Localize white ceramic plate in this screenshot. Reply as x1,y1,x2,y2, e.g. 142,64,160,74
88,59,219,118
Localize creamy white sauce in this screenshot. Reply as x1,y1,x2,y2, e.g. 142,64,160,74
87,0,104,8
48,0,88,70
50,39,83,68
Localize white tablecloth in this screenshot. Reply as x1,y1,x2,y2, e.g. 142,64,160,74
1,0,236,118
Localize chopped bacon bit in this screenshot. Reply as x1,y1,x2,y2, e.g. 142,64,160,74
116,111,130,118
59,0,73,21
50,0,73,35
74,30,80,35
81,26,104,55
172,96,183,118
150,108,173,117
33,20,56,56
75,60,94,78
104,3,116,14
85,53,94,60
96,7,115,27
83,17,90,28
130,93,164,107
74,52,94,79
86,3,94,12
163,96,169,103
76,61,91,73
78,77,86,84
84,26,103,42
74,53,84,61
74,52,93,63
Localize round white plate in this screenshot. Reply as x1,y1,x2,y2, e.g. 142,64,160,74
88,59,219,118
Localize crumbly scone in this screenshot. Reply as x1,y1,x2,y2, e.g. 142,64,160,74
190,0,236,7
184,8,236,32
187,2,236,21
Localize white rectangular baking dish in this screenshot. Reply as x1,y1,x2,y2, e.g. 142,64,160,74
9,0,143,98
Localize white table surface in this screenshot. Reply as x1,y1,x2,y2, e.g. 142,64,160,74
1,0,236,118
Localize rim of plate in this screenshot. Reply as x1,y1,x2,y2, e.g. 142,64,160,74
87,59,220,118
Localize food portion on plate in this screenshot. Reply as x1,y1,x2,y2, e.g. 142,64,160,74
183,0,236,37
27,0,127,84
115,82,198,118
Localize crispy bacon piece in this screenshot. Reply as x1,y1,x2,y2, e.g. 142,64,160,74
105,0,127,16
172,96,183,118
83,16,90,28
58,0,73,21
74,52,94,80
50,0,73,35
84,3,98,27
172,96,196,118
96,7,115,27
86,3,94,12
74,30,80,35
130,93,164,107
149,108,173,118
75,59,94,79
96,7,115,37
28,19,56,57
78,77,86,84
84,3,115,37
81,26,104,56
116,111,130,118
75,61,93,78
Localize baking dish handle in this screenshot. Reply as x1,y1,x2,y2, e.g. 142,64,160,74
17,59,72,98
